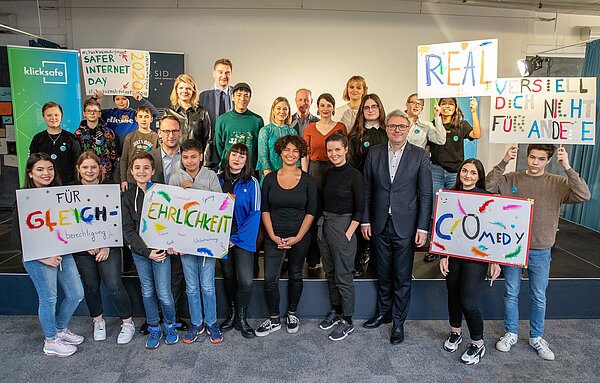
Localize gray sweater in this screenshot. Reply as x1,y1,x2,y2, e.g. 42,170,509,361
486,160,590,249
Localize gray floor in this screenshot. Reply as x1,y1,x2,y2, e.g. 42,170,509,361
1,316,598,383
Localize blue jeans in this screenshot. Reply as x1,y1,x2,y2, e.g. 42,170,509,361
431,164,457,211
132,253,175,325
502,248,551,338
23,254,84,339
180,254,217,327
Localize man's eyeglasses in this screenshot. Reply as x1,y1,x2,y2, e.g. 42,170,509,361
407,101,423,108
160,129,181,136
363,104,379,112
386,124,409,131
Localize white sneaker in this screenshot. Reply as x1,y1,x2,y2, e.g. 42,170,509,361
43,339,77,357
529,337,555,360
93,319,106,341
57,328,84,345
496,332,518,352
117,322,135,345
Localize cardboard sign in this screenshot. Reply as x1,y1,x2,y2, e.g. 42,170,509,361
139,183,234,259
417,39,497,99
16,185,123,261
489,77,596,144
430,190,533,267
80,48,150,97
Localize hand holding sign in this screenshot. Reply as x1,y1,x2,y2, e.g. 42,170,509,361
469,97,478,113
556,146,571,170
433,104,441,117
503,145,518,163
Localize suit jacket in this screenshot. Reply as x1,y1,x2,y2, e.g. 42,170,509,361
362,142,432,238
199,86,233,167
150,147,166,184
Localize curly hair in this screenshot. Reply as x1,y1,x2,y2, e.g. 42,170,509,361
274,135,309,158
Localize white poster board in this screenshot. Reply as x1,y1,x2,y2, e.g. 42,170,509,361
430,190,533,267
139,183,234,259
16,185,123,261
417,39,498,99
489,77,596,144
80,48,150,97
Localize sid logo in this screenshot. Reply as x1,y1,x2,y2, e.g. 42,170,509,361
23,61,68,84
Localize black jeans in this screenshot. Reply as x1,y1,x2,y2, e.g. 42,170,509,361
263,235,310,316
445,257,488,341
220,245,255,309
73,248,133,319
372,217,415,326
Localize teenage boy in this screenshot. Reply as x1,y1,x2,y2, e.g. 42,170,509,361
215,82,264,170
120,106,160,191
121,152,179,349
168,139,224,344
74,98,118,182
486,144,590,361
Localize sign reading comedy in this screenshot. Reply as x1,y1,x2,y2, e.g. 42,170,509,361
430,190,533,267
80,48,150,97
417,39,498,99
489,77,596,144
139,184,235,259
16,185,123,262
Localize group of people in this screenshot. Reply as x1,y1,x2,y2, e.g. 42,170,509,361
12,58,591,366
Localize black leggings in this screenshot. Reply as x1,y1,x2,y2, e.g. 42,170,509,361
445,257,488,341
263,235,310,316
220,245,255,309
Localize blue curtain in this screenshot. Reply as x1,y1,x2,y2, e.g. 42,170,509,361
563,39,600,230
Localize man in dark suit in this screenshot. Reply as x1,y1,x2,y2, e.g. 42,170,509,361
361,109,432,344
199,58,234,168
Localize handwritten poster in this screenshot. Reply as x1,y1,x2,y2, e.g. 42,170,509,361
430,190,533,267
16,185,123,261
417,39,497,99
139,183,234,259
489,77,596,144
80,48,150,97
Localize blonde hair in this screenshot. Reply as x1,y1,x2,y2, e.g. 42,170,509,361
269,97,292,125
170,74,199,107
342,75,368,101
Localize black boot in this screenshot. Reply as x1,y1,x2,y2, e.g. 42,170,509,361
220,304,236,333
237,307,255,339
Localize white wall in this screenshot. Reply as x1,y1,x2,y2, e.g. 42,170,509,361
3,0,600,170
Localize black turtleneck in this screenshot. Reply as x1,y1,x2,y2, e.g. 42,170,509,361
322,162,364,222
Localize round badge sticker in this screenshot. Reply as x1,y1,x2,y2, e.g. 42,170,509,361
453,135,459,142
96,139,102,145
363,141,370,148
414,129,420,134
511,187,518,194
51,154,57,160
59,145,67,152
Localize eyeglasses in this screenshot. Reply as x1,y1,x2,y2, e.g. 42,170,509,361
160,129,181,136
407,101,423,108
386,124,409,131
85,109,101,114
363,104,379,112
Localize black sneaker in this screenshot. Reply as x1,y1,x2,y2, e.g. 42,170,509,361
319,310,341,330
461,343,486,365
328,320,354,341
443,331,463,352
286,313,300,334
255,318,281,337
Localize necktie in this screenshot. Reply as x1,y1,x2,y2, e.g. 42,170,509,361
219,91,226,116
